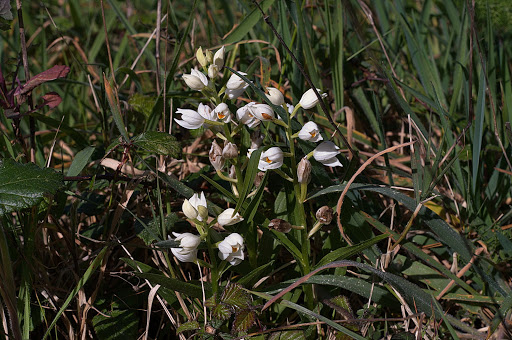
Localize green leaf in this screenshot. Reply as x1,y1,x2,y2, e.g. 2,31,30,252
315,234,388,269
176,320,200,334
134,272,207,299
103,74,129,141
0,159,63,215
134,214,178,245
232,309,257,334
92,310,138,340
212,303,232,321
67,146,95,177
222,0,276,44
131,131,180,156
221,283,252,308
233,147,263,216
237,260,274,287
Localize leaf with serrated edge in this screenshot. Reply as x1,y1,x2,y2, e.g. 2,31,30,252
0,159,63,215
212,303,232,321
232,309,257,334
177,321,200,334
221,283,251,308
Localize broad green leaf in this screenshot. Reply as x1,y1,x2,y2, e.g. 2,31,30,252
232,309,257,334
212,303,232,321
0,159,63,215
67,146,95,177
315,234,388,269
221,283,252,308
233,147,263,216
92,310,138,340
134,214,178,245
177,321,200,334
131,131,180,157
129,93,156,118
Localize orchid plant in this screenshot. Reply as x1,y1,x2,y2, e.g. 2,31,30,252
170,45,345,331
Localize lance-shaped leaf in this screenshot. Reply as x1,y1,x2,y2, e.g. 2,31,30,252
0,159,63,215
16,65,70,97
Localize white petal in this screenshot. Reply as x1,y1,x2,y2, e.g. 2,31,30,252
319,157,343,167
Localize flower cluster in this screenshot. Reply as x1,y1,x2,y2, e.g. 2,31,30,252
170,45,345,268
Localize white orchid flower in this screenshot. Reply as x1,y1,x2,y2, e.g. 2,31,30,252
213,46,225,68
266,87,284,106
236,103,261,128
258,147,284,171
217,208,244,226
214,103,231,122
174,103,215,130
218,233,245,266
182,68,208,91
171,232,201,263
226,71,250,99
182,192,208,221
298,121,323,142
313,141,343,167
299,88,327,109
249,103,274,121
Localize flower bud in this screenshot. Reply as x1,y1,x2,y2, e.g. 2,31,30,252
313,141,343,167
208,64,219,79
196,47,208,68
299,88,327,109
316,206,333,225
268,218,292,233
182,68,208,91
226,72,248,90
213,46,225,68
266,87,285,106
297,157,312,184
182,199,198,220
209,140,225,171
197,205,209,220
205,50,213,64
222,142,238,159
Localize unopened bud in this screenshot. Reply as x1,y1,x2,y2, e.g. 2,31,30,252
196,47,208,68
266,87,285,106
197,205,209,220
316,206,333,225
209,140,225,171
205,50,213,64
297,157,312,184
222,142,238,159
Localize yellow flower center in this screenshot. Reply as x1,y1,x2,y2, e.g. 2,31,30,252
264,157,273,163
231,246,238,252
218,113,226,119
262,113,272,120
310,131,317,137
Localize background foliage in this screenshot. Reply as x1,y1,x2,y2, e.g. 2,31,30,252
0,0,511,339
